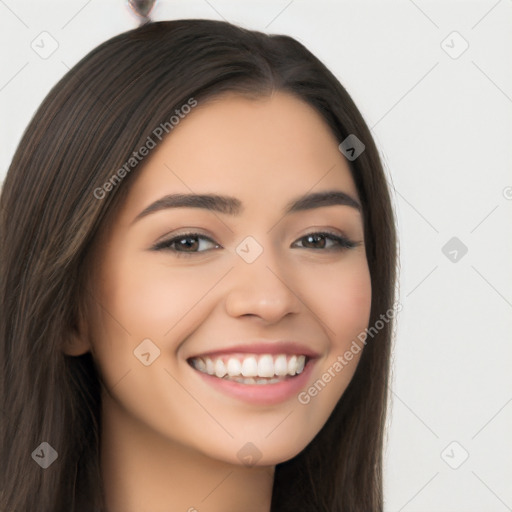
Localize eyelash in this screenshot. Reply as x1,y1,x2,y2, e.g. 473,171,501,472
152,230,360,257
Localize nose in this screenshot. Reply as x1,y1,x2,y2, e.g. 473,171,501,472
223,243,302,324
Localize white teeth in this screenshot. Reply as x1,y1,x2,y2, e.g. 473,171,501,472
257,354,275,377
194,357,207,372
190,353,309,381
226,358,242,377
214,359,227,378
287,355,297,375
274,355,288,376
296,355,306,374
228,376,283,385
241,356,258,377
205,357,215,375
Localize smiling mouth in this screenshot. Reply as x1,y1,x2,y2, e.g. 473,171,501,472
187,353,308,385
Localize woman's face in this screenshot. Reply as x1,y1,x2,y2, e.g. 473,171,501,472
82,91,371,466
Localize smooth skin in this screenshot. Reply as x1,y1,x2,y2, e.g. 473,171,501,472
65,91,372,512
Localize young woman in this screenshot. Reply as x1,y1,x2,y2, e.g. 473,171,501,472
0,18,397,512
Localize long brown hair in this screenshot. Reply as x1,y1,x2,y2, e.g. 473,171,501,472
0,19,397,511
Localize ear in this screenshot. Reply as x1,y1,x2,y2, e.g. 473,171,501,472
62,318,92,356
62,328,91,356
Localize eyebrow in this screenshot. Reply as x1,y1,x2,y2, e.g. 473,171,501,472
131,189,361,225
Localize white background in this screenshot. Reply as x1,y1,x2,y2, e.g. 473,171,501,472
1,1,511,510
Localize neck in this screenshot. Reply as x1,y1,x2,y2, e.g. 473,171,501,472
99,390,275,512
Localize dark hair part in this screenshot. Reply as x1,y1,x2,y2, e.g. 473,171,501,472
0,19,397,512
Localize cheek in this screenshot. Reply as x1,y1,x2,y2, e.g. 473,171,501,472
296,256,372,348
332,263,372,346
292,259,371,431
97,253,219,341
87,254,230,397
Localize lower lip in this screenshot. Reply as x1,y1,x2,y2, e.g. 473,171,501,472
190,359,317,405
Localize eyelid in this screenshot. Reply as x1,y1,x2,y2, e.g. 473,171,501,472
151,228,360,255
292,229,359,250
152,227,218,246
151,230,221,253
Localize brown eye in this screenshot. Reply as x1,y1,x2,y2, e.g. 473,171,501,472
293,232,357,250
153,233,220,255
175,235,200,251
302,233,328,249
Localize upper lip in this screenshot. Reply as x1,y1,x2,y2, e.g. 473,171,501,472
188,340,321,360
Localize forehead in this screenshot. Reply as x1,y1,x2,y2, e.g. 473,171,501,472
121,91,359,217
